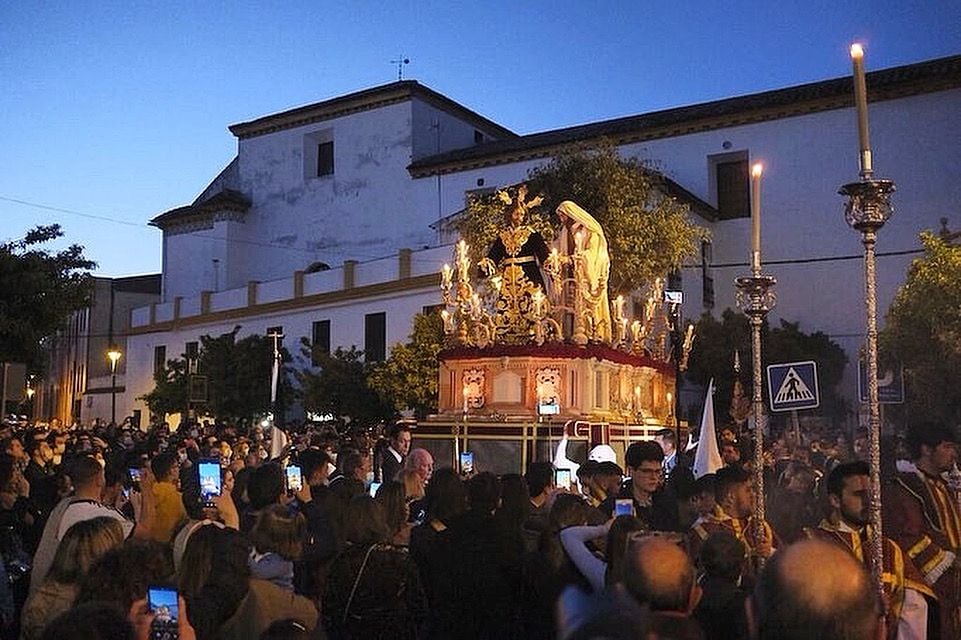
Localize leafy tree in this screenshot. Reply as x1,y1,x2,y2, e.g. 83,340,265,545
298,345,395,431
369,312,444,419
687,308,848,424
140,329,292,423
456,141,709,293
881,232,961,424
139,358,189,419
199,329,293,422
0,225,96,371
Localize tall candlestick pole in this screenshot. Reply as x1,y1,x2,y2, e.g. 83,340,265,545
851,43,873,178
842,42,895,603
751,163,763,273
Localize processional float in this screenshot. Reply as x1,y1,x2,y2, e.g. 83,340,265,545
416,185,692,475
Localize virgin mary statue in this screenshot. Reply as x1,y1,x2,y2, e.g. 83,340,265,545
555,200,612,342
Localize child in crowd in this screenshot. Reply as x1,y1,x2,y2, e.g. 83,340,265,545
248,504,306,591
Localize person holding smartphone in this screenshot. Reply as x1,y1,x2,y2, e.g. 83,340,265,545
147,451,187,544
600,441,679,532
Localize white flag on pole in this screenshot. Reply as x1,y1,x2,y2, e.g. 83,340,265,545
270,422,289,460
693,379,723,478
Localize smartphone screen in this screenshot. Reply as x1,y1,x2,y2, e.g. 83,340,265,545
368,481,382,498
148,585,179,640
459,451,474,475
555,468,572,489
285,464,303,492
128,467,142,484
615,498,635,517
197,460,222,502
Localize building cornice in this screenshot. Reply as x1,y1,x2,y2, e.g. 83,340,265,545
150,189,251,231
408,54,961,178
228,80,517,141
128,272,440,336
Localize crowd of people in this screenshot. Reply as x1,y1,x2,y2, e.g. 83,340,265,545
0,413,957,640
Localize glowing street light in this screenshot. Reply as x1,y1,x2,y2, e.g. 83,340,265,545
107,348,122,426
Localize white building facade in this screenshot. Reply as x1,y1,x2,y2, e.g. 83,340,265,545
120,55,961,425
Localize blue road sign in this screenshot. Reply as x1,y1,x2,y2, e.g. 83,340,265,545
857,359,905,404
766,361,820,412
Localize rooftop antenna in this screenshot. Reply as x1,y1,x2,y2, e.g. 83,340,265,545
391,55,410,80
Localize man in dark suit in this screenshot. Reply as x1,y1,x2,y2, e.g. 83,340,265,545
379,423,411,483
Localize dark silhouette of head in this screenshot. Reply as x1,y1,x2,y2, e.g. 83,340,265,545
750,538,881,640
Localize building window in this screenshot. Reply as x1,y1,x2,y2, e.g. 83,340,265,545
266,326,284,350
303,129,334,179
153,345,167,375
316,141,334,177
421,304,444,317
185,341,199,374
701,241,715,309
709,151,750,220
311,320,330,365
667,270,682,292
474,130,484,144
365,312,386,362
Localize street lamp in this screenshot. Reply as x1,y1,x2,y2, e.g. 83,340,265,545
24,379,35,423
107,347,122,427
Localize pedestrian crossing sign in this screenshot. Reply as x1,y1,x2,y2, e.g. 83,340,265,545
766,361,820,412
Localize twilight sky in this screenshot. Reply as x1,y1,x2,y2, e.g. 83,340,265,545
2,1,959,277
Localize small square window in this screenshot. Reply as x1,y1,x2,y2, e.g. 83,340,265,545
266,326,284,349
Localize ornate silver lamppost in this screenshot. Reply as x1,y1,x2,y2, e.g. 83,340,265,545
839,43,894,599
735,163,776,554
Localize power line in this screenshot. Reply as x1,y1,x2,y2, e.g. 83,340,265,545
0,196,147,228
685,247,924,270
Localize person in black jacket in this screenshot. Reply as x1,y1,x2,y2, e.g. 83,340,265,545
378,424,410,484
600,441,680,532
693,530,749,640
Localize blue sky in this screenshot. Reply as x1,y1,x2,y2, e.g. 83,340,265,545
2,1,960,277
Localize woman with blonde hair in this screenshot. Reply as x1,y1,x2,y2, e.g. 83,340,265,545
21,516,125,639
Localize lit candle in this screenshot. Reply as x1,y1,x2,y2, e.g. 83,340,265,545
441,264,452,288
631,319,642,342
441,309,453,333
614,295,625,321
471,293,481,318
457,240,470,281
751,163,763,272
548,248,560,273
463,385,469,414
850,43,872,176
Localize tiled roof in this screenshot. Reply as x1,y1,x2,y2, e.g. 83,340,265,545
408,54,961,177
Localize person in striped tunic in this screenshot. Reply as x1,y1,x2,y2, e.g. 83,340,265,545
885,422,961,639
809,461,934,639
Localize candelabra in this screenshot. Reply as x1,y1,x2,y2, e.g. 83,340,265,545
839,42,894,601
442,235,681,365
735,271,776,553
839,175,895,598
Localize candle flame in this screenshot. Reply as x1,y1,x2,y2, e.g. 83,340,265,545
751,163,763,178
850,43,864,59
